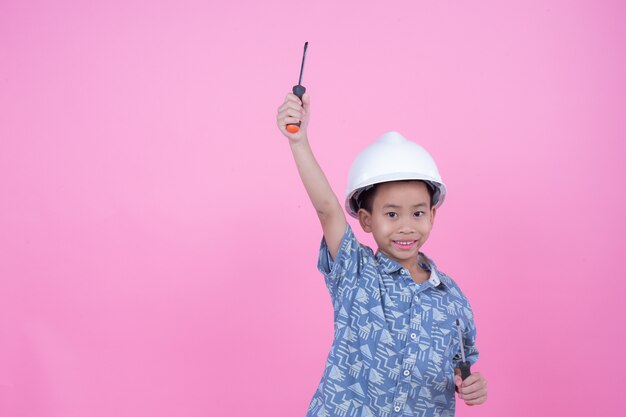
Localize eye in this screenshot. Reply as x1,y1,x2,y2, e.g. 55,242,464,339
414,211,425,217
385,212,398,219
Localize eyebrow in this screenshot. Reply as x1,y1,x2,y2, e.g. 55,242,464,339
382,203,428,209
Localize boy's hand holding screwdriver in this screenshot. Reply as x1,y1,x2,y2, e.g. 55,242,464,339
454,371,488,406
277,41,310,142
276,92,311,143
454,319,488,405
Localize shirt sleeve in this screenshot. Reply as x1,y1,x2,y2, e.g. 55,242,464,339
317,223,361,305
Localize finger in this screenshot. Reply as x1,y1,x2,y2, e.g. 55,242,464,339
277,100,304,114
461,373,480,386
461,385,487,401
279,116,301,126
460,373,486,394
276,109,303,126
461,380,487,396
459,373,482,390
276,109,303,124
277,104,304,117
286,92,303,106
464,393,487,406
276,95,303,114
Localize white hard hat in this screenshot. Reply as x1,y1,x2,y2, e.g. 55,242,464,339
345,131,447,218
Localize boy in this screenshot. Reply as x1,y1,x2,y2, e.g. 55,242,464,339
276,92,488,417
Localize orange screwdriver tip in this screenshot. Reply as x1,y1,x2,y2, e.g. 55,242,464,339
286,125,300,133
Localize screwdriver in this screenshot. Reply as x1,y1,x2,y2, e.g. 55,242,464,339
286,41,308,133
455,319,472,381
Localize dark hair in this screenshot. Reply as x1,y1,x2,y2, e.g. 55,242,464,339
357,180,435,213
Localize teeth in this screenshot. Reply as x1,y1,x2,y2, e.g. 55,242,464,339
396,241,414,246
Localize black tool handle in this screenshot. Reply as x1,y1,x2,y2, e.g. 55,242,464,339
459,361,472,380
293,84,306,98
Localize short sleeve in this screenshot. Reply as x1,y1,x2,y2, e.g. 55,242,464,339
317,223,362,304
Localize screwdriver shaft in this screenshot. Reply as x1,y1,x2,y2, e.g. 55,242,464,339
455,319,466,363
298,42,308,86
456,319,472,381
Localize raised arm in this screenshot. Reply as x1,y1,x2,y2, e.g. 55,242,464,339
276,93,346,259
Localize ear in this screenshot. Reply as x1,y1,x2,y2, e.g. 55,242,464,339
430,206,437,226
358,209,373,233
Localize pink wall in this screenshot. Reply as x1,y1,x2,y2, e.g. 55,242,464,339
1,0,625,416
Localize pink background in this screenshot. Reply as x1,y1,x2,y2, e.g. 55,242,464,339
1,0,625,416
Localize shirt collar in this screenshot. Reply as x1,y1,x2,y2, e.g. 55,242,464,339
375,251,447,289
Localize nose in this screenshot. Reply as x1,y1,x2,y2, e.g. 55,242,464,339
398,217,416,234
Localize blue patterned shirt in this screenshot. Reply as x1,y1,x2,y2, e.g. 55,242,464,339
306,225,479,417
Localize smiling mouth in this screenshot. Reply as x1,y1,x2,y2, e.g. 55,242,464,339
392,240,418,250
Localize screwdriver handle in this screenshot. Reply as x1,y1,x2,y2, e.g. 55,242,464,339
286,84,306,133
459,361,472,381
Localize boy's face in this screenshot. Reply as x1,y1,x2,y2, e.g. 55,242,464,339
358,181,436,270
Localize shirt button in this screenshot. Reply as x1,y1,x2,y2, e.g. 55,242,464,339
414,295,419,301
410,333,417,340
403,369,410,376
394,406,401,412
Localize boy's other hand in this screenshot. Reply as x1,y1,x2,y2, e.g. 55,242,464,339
276,92,310,142
455,372,487,406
